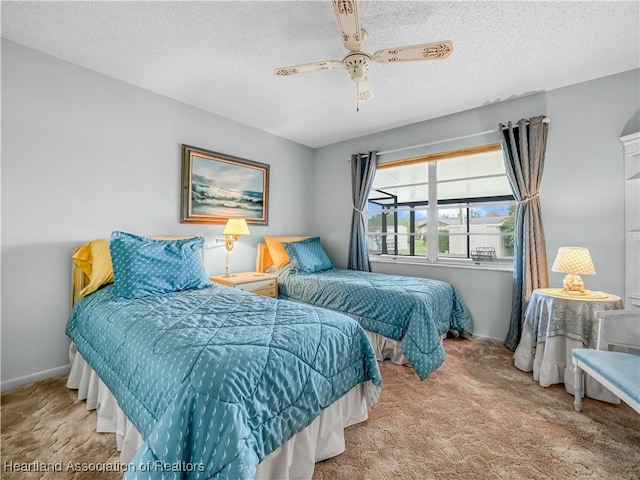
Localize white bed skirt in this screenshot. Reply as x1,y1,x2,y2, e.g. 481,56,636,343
66,343,377,480
365,330,410,365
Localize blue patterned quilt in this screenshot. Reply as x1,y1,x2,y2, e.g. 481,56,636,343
66,284,382,479
277,267,473,380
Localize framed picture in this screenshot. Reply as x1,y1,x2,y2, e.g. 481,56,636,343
181,145,269,225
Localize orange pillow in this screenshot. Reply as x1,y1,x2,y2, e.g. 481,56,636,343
264,236,310,269
72,239,114,297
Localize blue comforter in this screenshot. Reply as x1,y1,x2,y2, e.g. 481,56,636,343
66,284,382,479
277,267,473,380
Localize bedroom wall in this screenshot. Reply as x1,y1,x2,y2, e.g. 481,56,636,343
1,40,316,388
2,39,638,388
312,69,640,342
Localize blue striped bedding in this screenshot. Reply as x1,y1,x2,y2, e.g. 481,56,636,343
276,266,473,380
66,283,382,479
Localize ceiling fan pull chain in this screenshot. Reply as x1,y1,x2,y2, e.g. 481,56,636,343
356,83,360,112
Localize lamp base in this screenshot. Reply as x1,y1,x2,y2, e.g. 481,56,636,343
222,273,236,278
562,274,585,293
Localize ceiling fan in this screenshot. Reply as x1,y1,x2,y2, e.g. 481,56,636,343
273,0,453,106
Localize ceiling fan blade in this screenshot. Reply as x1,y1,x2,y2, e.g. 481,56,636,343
356,75,373,102
372,40,453,63
274,60,342,77
332,0,362,52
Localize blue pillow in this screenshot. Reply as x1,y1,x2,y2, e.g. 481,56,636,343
109,231,211,299
281,236,333,274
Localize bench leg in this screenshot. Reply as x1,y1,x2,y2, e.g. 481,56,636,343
574,363,584,412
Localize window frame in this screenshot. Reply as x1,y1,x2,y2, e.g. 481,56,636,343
366,143,516,269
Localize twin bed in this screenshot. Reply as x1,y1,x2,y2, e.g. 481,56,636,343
66,232,472,479
257,236,474,380
66,233,381,479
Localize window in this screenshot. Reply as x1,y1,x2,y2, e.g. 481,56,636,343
366,144,515,265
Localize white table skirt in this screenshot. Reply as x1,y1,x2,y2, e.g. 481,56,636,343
514,324,620,403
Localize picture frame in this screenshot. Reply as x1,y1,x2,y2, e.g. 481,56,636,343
181,144,269,225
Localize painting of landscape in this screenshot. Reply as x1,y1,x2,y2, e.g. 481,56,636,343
181,145,269,224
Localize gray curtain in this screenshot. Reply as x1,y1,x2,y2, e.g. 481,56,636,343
348,151,379,271
501,116,549,351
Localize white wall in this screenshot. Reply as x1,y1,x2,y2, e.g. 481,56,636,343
313,69,640,341
1,41,315,387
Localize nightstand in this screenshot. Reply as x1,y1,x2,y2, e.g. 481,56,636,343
209,272,278,298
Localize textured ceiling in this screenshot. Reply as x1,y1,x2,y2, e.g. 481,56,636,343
2,1,639,148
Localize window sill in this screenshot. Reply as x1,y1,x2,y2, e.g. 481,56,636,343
369,256,514,273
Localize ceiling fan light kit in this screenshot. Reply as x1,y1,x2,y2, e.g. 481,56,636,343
274,0,453,107
343,52,370,81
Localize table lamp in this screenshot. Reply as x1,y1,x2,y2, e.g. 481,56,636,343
216,218,250,277
551,247,596,293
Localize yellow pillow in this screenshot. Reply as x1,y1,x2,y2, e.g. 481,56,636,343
72,239,114,297
264,236,310,269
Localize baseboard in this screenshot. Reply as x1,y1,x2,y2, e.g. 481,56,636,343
1,365,70,392
466,333,505,344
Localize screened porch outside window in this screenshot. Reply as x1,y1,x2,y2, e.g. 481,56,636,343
366,144,516,266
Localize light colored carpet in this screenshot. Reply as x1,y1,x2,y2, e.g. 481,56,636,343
2,339,639,479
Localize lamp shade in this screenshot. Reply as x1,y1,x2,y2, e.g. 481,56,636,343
223,218,250,236
551,247,596,275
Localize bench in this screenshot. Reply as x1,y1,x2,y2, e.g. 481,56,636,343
572,310,640,414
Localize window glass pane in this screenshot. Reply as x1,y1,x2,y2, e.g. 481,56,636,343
367,203,385,254
374,163,428,186
439,206,468,258
414,235,428,257
437,149,512,200
437,231,467,259
372,164,429,203
437,150,505,180
368,192,395,205
436,203,515,261
393,233,411,255
370,185,429,203
367,233,383,254
367,203,383,232
438,176,512,200
387,208,411,256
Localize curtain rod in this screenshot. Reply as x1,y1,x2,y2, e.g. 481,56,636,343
377,117,550,157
